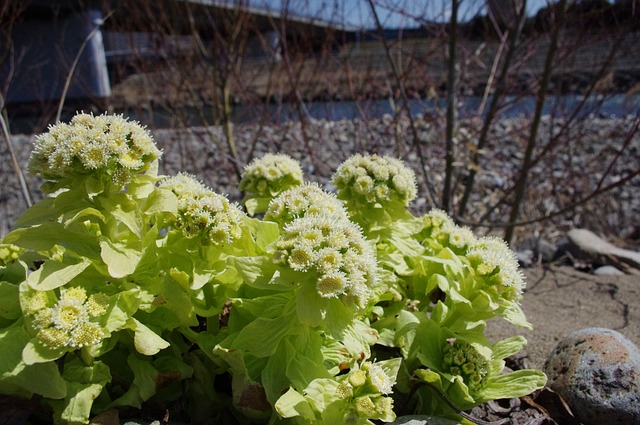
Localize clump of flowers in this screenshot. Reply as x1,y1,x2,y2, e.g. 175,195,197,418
264,182,349,225
467,236,525,302
25,287,109,351
332,154,417,209
239,153,304,215
276,358,401,424
160,172,247,245
0,113,546,425
416,209,477,254
272,214,378,307
28,113,161,190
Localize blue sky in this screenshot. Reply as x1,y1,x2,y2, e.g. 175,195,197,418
247,0,551,28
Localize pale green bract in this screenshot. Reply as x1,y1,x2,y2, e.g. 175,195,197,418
0,113,546,425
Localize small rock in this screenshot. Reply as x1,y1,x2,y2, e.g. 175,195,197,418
516,249,535,268
593,265,626,276
544,327,640,425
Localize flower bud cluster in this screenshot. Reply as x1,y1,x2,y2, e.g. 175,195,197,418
273,214,378,307
467,236,525,302
28,113,161,186
336,361,396,423
332,154,417,207
443,340,488,392
25,286,109,350
264,183,349,225
160,173,246,244
239,154,303,198
0,244,23,265
417,209,476,254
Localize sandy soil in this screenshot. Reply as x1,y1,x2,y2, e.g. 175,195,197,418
486,265,640,371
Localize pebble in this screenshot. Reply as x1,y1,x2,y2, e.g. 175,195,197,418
544,327,640,425
593,265,626,276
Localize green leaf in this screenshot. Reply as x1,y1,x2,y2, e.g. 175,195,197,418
284,332,331,390
0,320,66,398
479,369,547,402
99,239,142,279
0,281,21,320
228,256,279,290
492,336,528,361
22,339,67,365
127,318,170,356
26,257,91,291
501,303,532,329
108,352,158,408
231,312,297,358
254,219,280,252
142,186,178,216
275,387,315,420
52,359,111,424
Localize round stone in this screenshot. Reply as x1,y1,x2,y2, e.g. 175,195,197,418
544,327,640,425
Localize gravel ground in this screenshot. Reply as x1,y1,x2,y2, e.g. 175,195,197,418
5,114,638,249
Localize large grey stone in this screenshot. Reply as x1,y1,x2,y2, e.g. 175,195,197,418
544,327,640,425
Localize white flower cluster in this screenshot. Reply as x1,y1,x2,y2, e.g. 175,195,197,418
467,236,526,302
420,209,476,253
332,154,417,207
264,183,349,225
160,173,246,244
26,287,109,350
28,113,161,185
335,361,396,422
273,214,378,306
239,153,303,197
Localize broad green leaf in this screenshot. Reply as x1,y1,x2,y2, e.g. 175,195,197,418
128,318,170,355
479,369,547,402
254,219,280,251
284,332,331,390
501,303,532,329
296,283,324,327
0,281,20,320
303,378,342,411
26,257,91,291
0,320,66,398
143,186,178,216
228,255,275,289
275,387,315,420
103,289,141,333
231,312,296,358
22,339,67,365
109,353,158,408
4,222,100,259
99,239,142,279
52,359,111,424
492,336,528,361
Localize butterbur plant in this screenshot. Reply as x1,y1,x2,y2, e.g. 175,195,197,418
0,112,545,425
